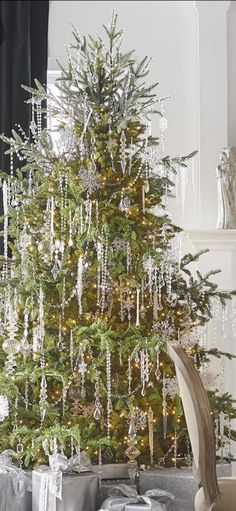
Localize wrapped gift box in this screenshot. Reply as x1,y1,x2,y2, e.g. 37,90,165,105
125,505,151,510
32,469,97,511
91,463,129,480
0,469,32,511
98,483,174,511
98,480,137,508
139,464,232,508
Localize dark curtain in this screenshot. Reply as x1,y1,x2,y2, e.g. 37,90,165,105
0,0,49,254
0,0,49,174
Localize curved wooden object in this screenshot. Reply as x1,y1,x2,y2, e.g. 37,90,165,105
166,340,220,510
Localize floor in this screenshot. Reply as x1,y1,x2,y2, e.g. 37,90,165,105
174,500,194,511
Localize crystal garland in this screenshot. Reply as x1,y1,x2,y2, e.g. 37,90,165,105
106,347,112,438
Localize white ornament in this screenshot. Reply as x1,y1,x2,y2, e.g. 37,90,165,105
78,167,100,195
0,395,9,422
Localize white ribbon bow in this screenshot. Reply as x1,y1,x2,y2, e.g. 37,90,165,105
0,449,31,499
38,451,92,511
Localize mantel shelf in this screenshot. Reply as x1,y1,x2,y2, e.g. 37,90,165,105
182,230,236,251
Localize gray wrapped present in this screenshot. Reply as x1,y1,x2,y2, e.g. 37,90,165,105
139,464,232,507
98,483,175,511
0,450,32,511
32,468,98,511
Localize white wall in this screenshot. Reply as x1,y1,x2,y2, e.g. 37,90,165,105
228,1,236,146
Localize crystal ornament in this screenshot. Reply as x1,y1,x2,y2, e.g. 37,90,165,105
78,348,87,399
162,370,168,439
19,227,31,253
112,238,127,251
0,395,9,422
39,374,47,423
106,348,112,438
140,349,149,396
119,195,130,213
70,330,74,371
22,312,29,350
57,118,77,158
77,256,84,315
128,408,147,431
94,377,103,420
78,167,100,195
135,288,140,327
125,416,140,462
120,130,127,174
148,407,154,465
3,299,20,375
164,377,180,398
2,181,8,270
127,357,132,395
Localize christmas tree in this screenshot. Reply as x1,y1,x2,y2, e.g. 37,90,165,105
0,15,235,470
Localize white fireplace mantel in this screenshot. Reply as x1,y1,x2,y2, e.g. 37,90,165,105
184,229,236,251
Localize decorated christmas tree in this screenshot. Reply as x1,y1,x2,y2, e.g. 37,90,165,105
0,15,235,471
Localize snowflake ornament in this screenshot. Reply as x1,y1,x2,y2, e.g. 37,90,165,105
153,320,174,342
19,228,31,253
143,256,155,273
128,408,147,431
112,238,127,251
78,167,100,195
164,377,180,398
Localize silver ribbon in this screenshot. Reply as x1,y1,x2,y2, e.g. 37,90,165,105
0,449,31,499
38,451,92,511
99,484,175,511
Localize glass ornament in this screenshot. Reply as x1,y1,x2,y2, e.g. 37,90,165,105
0,395,9,422
2,339,21,355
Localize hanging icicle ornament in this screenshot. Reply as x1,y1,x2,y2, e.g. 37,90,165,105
148,407,154,465
39,373,47,424
127,357,132,395
38,286,45,349
68,210,73,247
0,395,9,422
162,370,168,439
77,255,84,315
78,347,87,399
135,288,140,327
126,242,132,274
22,311,29,350
98,446,103,489
155,345,161,381
142,180,149,214
140,349,149,396
120,130,127,174
57,315,65,352
24,379,29,410
3,297,21,375
94,375,103,420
